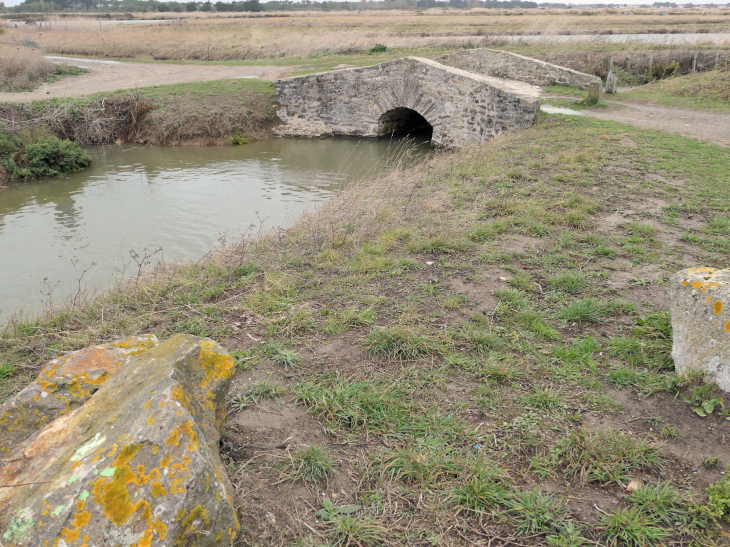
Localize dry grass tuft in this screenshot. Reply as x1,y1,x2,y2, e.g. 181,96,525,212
0,48,55,92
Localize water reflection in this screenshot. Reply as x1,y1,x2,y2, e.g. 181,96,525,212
0,136,430,324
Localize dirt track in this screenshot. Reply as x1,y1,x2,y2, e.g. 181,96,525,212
578,101,730,148
540,94,730,148
0,57,289,103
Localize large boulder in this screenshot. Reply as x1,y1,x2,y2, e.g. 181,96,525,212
0,334,240,546
670,268,730,391
0,335,159,457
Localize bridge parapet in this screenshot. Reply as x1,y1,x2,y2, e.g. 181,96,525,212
274,57,540,149
439,49,601,90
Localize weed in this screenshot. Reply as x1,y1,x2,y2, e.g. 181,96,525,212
507,489,568,535
546,521,589,546
705,466,730,524
683,384,724,417
230,377,285,410
703,456,720,469
228,131,250,145
451,464,511,515
276,444,335,485
558,298,632,323
362,327,445,360
508,272,534,292
293,375,405,434
548,271,588,293
602,506,669,547
271,348,302,369
0,362,16,379
629,481,689,526
326,515,387,547
369,44,389,54
316,498,362,522
660,426,680,440
522,386,565,411
550,430,664,484
323,307,375,334
374,437,462,485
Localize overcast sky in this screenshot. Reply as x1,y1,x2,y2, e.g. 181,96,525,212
3,0,728,10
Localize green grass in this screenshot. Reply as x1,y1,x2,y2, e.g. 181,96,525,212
602,506,670,547
276,444,335,485
550,430,665,484
361,327,446,360
558,298,633,324
507,490,568,535
230,377,285,410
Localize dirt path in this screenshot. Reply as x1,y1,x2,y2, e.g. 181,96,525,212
0,57,290,103
541,94,730,148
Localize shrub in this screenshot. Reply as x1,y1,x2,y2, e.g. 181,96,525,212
1,135,91,181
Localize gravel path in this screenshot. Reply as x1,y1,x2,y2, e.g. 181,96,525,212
541,93,730,148
0,57,290,103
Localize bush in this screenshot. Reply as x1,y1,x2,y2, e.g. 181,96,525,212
1,134,91,181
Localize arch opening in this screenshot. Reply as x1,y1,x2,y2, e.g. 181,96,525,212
377,108,433,140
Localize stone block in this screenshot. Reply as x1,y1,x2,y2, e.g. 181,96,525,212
0,334,239,546
0,334,159,457
670,268,730,391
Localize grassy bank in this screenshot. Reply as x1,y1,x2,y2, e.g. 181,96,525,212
2,113,730,545
0,78,277,146
619,68,730,112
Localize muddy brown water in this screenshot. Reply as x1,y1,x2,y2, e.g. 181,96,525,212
0,137,430,325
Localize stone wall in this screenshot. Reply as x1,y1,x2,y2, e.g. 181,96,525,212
274,57,540,149
438,49,601,90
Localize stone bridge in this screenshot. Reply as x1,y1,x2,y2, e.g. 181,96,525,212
274,57,541,148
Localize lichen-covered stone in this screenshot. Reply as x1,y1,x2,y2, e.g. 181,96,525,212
438,48,602,90
0,334,239,546
670,268,730,391
274,56,540,149
0,335,158,457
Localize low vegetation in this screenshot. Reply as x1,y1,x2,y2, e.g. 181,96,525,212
0,48,86,92
0,129,90,181
2,112,730,544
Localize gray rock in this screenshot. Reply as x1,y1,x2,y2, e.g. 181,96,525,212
0,335,159,457
0,334,240,546
670,268,730,391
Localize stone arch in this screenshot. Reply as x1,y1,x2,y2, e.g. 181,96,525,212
377,107,433,139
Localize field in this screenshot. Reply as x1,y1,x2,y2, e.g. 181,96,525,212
2,8,730,63
2,114,730,545
2,6,730,546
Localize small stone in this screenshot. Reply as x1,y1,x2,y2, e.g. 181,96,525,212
626,480,641,492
